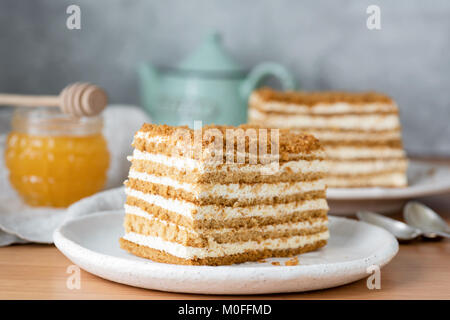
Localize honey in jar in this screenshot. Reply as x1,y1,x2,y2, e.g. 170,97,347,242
5,107,109,207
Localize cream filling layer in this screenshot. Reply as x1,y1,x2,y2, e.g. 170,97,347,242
250,93,398,114
135,132,167,143
125,187,328,220
129,149,327,174
122,230,329,259
324,146,406,159
248,108,400,130
125,204,328,235
128,169,326,199
325,159,407,174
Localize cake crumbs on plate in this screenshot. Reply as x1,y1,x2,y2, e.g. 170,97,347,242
285,256,299,266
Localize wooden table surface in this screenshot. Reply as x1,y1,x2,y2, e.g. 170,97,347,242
1,163,450,299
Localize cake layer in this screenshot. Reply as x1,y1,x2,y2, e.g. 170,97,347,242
124,210,202,247
119,238,328,266
124,207,328,246
125,187,328,220
250,99,397,114
121,230,329,260
129,157,326,184
324,146,406,160
134,123,323,164
326,159,407,175
326,171,407,188
128,149,325,173
293,129,402,142
125,196,328,229
133,134,325,161
262,128,403,147
126,170,326,206
321,141,403,148
249,108,400,131
250,100,397,115
251,87,393,107
140,125,402,143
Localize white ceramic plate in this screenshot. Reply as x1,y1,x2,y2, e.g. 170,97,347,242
54,210,398,295
327,159,450,215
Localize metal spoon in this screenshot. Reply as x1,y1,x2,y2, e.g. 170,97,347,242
403,201,450,239
356,211,422,241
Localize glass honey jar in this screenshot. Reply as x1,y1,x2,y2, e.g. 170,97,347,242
4,107,110,207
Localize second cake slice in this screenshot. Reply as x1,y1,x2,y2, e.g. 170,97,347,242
248,87,408,188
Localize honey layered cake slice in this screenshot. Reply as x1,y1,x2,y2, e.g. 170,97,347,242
119,123,329,265
248,87,408,188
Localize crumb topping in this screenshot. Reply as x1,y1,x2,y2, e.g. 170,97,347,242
254,87,393,105
137,123,323,156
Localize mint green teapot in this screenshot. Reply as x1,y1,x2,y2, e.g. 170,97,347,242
138,31,296,126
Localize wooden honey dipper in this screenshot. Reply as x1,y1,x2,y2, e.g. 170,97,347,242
0,82,108,117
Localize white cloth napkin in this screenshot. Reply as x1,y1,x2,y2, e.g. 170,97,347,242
0,105,150,246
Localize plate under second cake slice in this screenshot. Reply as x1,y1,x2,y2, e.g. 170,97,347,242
119,123,329,265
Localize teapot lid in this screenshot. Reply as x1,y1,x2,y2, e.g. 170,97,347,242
176,31,246,77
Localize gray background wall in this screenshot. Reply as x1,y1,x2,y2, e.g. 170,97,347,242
0,0,449,156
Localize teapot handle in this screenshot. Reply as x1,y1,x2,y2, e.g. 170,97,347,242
240,62,296,100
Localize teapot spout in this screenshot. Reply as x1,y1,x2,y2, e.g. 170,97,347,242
137,63,160,109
